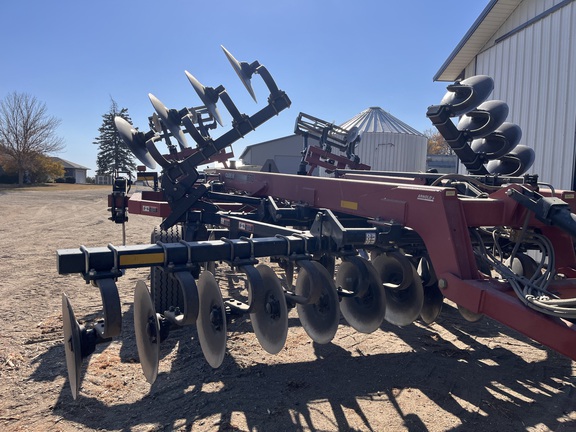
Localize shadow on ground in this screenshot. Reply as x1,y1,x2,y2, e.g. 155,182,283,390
30,303,576,431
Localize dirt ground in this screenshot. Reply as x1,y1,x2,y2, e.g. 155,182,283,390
1,185,576,432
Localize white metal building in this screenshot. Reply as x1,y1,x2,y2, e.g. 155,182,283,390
435,0,576,189
240,108,427,175
51,157,89,183
239,135,303,174
339,107,427,173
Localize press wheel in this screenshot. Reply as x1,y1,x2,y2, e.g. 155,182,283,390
133,281,161,384
337,256,387,333
197,271,227,368
250,264,289,354
295,260,340,344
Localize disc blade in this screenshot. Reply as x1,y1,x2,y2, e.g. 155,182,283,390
505,253,539,279
470,122,522,160
148,93,188,150
441,75,494,116
458,304,483,322
196,271,227,368
171,271,200,326
337,256,387,334
457,100,509,139
486,145,535,176
249,264,288,354
372,253,424,327
420,283,443,325
318,254,336,278
62,293,82,400
417,256,438,287
184,71,223,126
295,260,340,344
114,116,157,169
284,260,294,288
221,45,257,102
133,281,160,384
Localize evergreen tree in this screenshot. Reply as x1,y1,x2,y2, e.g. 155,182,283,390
94,99,137,175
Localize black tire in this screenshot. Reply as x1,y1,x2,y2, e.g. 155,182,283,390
150,225,184,314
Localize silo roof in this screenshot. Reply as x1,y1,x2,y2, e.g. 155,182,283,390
340,107,425,136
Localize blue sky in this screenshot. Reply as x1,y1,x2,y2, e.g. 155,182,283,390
0,1,489,173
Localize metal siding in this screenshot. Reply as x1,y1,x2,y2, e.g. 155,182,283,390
485,0,560,46
241,135,302,166
472,0,576,189
355,132,427,172
435,0,523,81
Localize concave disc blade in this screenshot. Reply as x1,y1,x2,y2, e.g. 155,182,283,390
505,253,539,279
197,271,227,368
284,260,294,288
249,264,288,354
372,254,424,327
337,256,387,334
148,93,188,150
440,75,494,116
417,256,438,287
486,145,535,176
458,304,483,322
133,281,160,384
420,283,443,325
114,116,157,169
62,293,82,400
295,261,340,344
221,45,257,102
184,71,223,126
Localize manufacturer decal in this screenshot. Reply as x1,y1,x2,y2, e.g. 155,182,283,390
417,194,435,202
365,232,377,245
238,221,254,233
142,205,158,213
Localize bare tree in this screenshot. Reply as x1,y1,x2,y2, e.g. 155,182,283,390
0,92,64,185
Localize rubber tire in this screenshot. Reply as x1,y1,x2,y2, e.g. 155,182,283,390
150,225,184,314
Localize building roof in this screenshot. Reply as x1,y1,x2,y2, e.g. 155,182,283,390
238,134,296,160
340,107,425,136
51,157,90,170
434,0,522,81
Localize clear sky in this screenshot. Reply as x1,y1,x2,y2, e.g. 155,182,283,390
1,0,489,173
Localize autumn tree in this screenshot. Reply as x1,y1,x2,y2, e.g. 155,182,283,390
0,152,64,183
94,99,136,175
0,92,65,185
424,128,453,155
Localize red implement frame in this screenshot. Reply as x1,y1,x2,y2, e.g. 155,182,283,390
217,168,576,359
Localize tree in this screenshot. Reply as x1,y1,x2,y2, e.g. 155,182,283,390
30,155,65,183
94,99,136,175
0,152,64,183
0,92,65,185
424,128,454,155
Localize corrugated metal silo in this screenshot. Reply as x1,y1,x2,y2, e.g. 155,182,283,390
339,107,427,173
